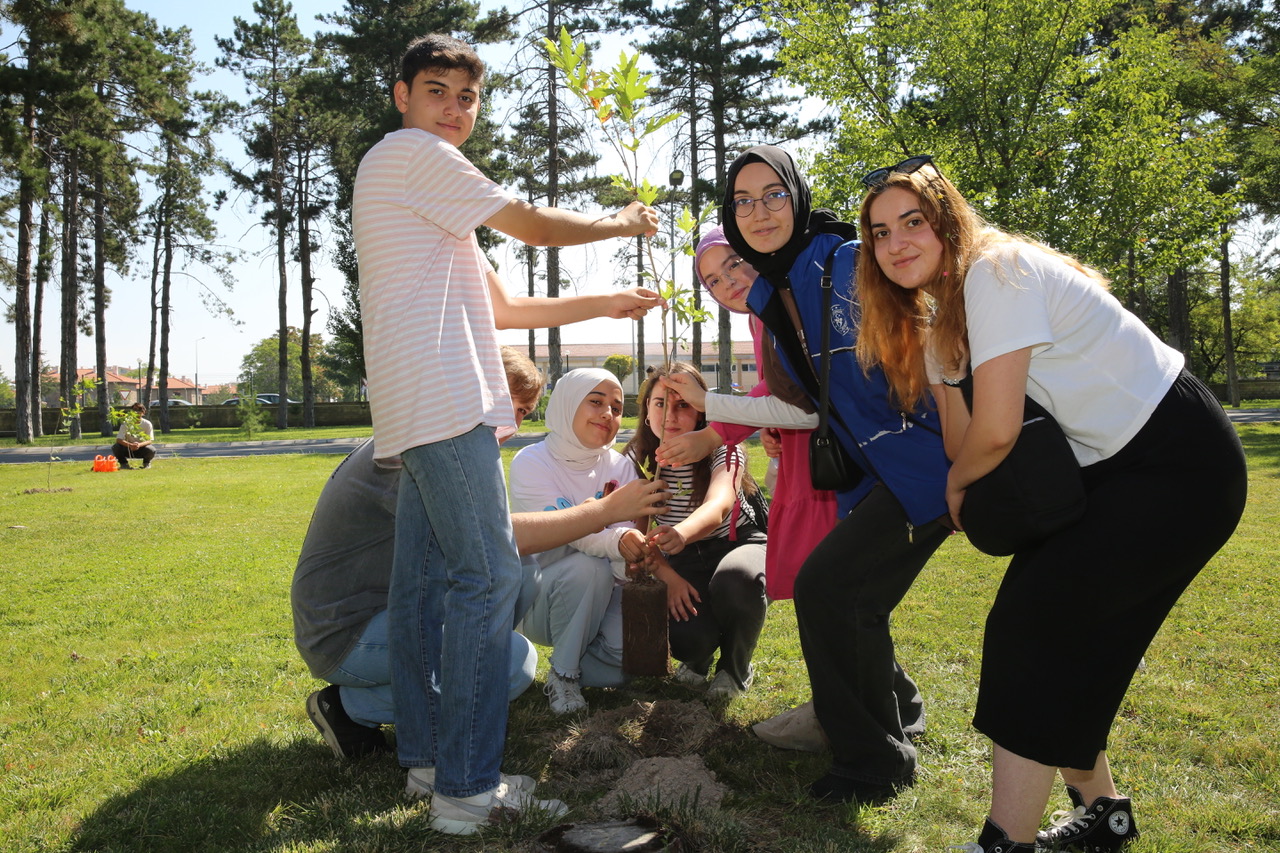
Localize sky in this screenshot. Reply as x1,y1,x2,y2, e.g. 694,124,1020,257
1,0,754,390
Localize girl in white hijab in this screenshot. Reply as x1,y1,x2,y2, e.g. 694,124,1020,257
509,369,648,714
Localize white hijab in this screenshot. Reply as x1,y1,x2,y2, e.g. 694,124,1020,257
544,368,623,472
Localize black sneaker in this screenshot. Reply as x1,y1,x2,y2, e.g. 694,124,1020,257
808,769,912,804
306,685,390,759
1037,793,1140,851
949,817,1037,852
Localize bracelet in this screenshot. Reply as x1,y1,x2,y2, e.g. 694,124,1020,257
941,376,964,387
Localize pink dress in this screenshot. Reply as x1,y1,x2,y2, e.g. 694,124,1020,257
710,317,839,600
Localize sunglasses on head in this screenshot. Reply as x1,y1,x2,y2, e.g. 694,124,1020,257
861,155,934,188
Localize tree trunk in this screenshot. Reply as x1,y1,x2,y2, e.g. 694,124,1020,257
545,3,563,385
31,205,52,438
1220,224,1239,407
146,217,162,407
276,156,289,430
299,156,316,427
59,148,82,440
1166,266,1191,366
689,60,702,372
159,200,175,435
526,242,538,362
12,100,37,445
94,162,111,436
709,1,733,391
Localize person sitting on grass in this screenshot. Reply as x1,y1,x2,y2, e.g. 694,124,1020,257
508,368,652,715
626,362,769,700
112,403,155,470
294,350,669,755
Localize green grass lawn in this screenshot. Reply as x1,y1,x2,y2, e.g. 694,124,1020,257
1,427,1277,852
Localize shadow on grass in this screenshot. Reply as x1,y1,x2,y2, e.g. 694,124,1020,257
67,738,407,853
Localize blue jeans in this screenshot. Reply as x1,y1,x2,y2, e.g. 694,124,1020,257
330,608,539,727
388,426,523,798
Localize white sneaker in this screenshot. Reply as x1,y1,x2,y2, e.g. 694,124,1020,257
428,780,568,836
405,766,537,800
544,670,587,715
671,662,709,688
752,700,829,752
706,665,754,699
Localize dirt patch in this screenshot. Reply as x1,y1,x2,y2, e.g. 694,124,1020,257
597,754,728,816
550,699,721,776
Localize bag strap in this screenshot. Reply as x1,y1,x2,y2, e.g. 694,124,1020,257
816,244,840,441
958,364,1054,423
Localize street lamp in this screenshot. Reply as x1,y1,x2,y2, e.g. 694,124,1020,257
195,337,206,404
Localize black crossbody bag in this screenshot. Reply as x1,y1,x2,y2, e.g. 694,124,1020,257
956,372,1086,556
809,248,864,492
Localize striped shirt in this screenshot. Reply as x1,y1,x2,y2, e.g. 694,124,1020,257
353,128,516,464
656,446,756,541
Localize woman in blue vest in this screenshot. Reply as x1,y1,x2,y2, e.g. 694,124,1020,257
721,144,951,803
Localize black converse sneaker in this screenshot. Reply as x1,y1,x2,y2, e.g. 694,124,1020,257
949,817,1036,852
1037,793,1140,851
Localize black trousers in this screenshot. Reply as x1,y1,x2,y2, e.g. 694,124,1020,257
668,525,768,690
795,485,949,785
112,442,155,466
974,370,1248,769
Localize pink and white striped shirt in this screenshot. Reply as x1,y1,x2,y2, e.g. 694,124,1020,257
353,128,516,464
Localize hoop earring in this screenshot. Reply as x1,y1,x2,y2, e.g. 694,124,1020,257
644,417,651,428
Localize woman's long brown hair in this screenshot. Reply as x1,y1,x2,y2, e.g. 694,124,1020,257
624,361,759,506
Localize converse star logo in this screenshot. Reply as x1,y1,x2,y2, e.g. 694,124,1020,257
1109,810,1131,834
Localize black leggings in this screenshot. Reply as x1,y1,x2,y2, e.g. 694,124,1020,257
973,370,1248,769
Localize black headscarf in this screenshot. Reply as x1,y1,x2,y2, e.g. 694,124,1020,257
720,145,856,284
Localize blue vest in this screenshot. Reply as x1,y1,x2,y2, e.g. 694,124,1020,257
746,233,949,527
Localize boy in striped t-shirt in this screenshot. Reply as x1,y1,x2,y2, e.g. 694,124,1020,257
352,33,659,836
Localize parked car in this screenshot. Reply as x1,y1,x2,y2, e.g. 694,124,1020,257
148,398,194,407
221,394,300,406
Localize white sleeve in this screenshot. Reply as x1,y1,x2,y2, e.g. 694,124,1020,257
704,392,819,430
964,249,1053,371
508,448,629,561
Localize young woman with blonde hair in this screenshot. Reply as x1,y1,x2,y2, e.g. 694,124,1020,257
855,156,1247,852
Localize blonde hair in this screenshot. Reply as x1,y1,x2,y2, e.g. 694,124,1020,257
855,168,1107,410
500,346,544,405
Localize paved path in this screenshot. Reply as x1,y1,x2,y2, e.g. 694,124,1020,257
1,412,1272,464
0,430,642,465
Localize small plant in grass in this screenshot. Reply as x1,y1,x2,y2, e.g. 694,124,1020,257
29,376,98,493
237,393,267,439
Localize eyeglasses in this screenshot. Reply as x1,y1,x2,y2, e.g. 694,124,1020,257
704,257,749,291
860,155,934,188
731,189,792,217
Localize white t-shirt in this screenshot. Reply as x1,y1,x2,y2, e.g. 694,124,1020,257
508,441,641,580
353,128,516,464
950,242,1183,465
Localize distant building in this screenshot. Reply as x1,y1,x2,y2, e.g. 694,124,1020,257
42,367,202,407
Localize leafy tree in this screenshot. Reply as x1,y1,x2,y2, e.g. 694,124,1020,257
603,353,635,385
0,367,15,408
764,0,1236,315
238,327,341,404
